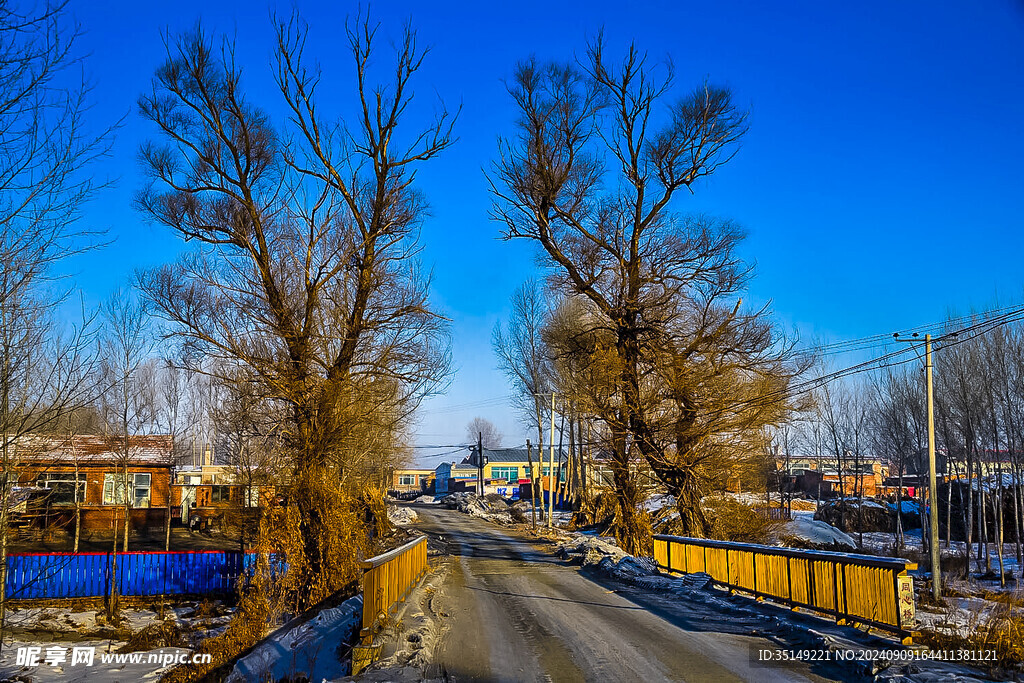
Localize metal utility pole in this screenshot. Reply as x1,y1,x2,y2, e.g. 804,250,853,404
548,392,556,527
895,332,942,602
477,431,484,497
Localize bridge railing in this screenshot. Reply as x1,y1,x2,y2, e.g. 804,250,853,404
359,535,428,644
653,535,917,643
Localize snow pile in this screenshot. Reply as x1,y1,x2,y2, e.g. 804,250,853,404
643,493,676,512
388,505,420,526
776,516,857,550
556,534,629,567
227,594,363,683
441,492,513,524
412,495,440,505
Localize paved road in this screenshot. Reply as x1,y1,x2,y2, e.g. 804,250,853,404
415,506,860,683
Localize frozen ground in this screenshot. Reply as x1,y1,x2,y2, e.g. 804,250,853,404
0,601,234,682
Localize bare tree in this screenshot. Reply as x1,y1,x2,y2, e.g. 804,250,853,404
135,13,453,616
491,40,804,552
465,417,502,449
98,288,155,618
869,365,926,550
0,0,113,629
212,371,284,554
493,279,553,518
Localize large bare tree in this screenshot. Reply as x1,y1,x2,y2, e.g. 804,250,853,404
0,0,112,628
491,40,803,552
135,14,453,609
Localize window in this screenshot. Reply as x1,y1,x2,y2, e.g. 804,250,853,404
103,473,152,507
398,475,416,486
37,473,86,505
490,467,518,482
211,485,232,502
133,473,151,507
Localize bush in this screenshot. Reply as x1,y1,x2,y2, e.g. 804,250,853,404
702,496,780,544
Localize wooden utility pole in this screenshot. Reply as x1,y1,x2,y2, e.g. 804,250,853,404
896,332,942,602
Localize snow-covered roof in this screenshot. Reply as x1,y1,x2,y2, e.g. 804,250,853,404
9,435,174,466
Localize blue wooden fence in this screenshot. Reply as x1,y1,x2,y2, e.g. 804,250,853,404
5,551,279,599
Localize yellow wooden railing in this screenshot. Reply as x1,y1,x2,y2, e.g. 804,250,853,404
653,535,917,643
359,535,429,644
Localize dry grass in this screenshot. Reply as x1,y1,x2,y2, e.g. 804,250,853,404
119,621,187,653
703,496,781,544
919,588,1024,672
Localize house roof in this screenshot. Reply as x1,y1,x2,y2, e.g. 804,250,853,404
10,435,174,466
466,447,567,465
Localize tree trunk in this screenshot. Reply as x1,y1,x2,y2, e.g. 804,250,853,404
0,471,10,637
996,472,1005,587
965,450,974,578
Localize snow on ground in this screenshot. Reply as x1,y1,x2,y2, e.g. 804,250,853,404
334,557,451,682
412,495,440,505
4,606,107,633
227,594,363,683
555,533,628,567
0,639,198,682
440,493,514,524
0,601,237,682
774,515,857,550
643,493,676,512
388,505,420,526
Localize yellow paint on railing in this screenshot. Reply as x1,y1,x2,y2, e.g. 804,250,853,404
653,535,917,643
359,535,428,645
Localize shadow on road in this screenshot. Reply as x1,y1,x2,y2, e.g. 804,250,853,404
465,584,647,611
578,567,879,682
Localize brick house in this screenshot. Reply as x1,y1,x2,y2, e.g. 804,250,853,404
9,434,173,534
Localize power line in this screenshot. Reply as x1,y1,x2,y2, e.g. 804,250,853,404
417,395,515,415
793,303,1024,359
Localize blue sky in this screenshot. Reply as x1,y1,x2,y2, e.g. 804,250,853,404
61,1,1024,465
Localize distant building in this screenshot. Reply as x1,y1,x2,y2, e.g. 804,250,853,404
774,454,889,499
434,461,480,494
391,468,435,493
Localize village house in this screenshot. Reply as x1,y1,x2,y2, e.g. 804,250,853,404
9,434,174,535
390,468,435,494
775,454,890,499
171,443,276,528
434,461,480,494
